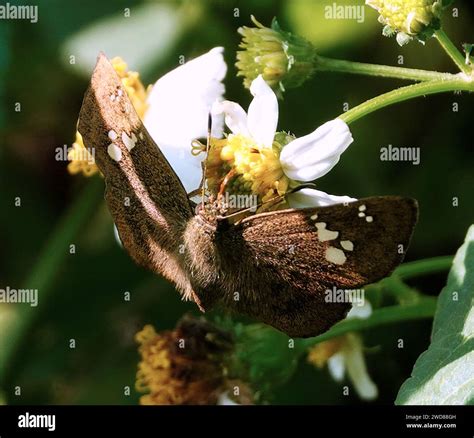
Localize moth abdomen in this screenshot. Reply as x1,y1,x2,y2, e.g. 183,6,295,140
182,216,225,309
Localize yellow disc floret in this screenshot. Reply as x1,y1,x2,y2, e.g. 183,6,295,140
307,338,345,368
236,16,316,93
206,133,290,211
367,0,446,44
134,317,238,405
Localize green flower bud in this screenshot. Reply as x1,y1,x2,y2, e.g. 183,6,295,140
230,323,301,398
273,131,296,149
236,16,317,94
366,0,453,45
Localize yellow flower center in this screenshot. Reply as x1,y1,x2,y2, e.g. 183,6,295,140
134,322,232,405
307,337,345,368
368,0,441,36
206,133,290,212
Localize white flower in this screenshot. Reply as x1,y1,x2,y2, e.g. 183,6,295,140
212,75,355,208
347,300,373,319
327,302,378,401
212,75,278,148
217,392,239,405
280,119,353,181
144,60,353,206
143,47,227,192
287,189,355,209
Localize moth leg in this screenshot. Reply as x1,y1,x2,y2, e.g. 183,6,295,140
187,187,202,198
191,291,206,312
189,113,214,200
217,169,237,201
187,160,207,199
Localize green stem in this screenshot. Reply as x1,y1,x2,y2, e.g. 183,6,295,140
339,76,474,124
381,275,420,305
316,55,455,82
434,29,472,75
394,256,453,280
297,297,437,351
0,179,103,381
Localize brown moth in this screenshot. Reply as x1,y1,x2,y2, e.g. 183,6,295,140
77,54,418,338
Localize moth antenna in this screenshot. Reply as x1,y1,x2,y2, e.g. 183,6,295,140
201,112,213,208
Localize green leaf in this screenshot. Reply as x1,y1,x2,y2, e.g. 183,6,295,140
396,225,474,405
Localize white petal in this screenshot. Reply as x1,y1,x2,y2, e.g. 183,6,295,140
280,119,353,181
287,188,356,208
113,224,123,249
212,100,249,136
347,301,373,320
247,75,278,147
143,47,227,191
217,392,239,405
156,142,203,192
343,334,378,400
327,353,345,382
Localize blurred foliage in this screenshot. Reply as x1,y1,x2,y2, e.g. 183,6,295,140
0,0,473,404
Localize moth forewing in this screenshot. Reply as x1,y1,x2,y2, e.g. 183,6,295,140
78,53,193,225
77,53,195,296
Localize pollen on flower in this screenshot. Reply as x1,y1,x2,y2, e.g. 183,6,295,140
206,133,290,212
110,57,149,119
134,316,240,405
307,338,345,368
367,0,446,44
67,132,99,177
68,57,150,177
307,333,378,400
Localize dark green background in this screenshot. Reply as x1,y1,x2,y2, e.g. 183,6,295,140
0,0,472,404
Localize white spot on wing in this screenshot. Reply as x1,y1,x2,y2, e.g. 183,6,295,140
310,213,318,220
122,131,137,151
316,222,339,242
107,143,122,161
366,216,373,223
359,205,366,212
326,247,346,265
341,240,354,251
108,130,118,140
